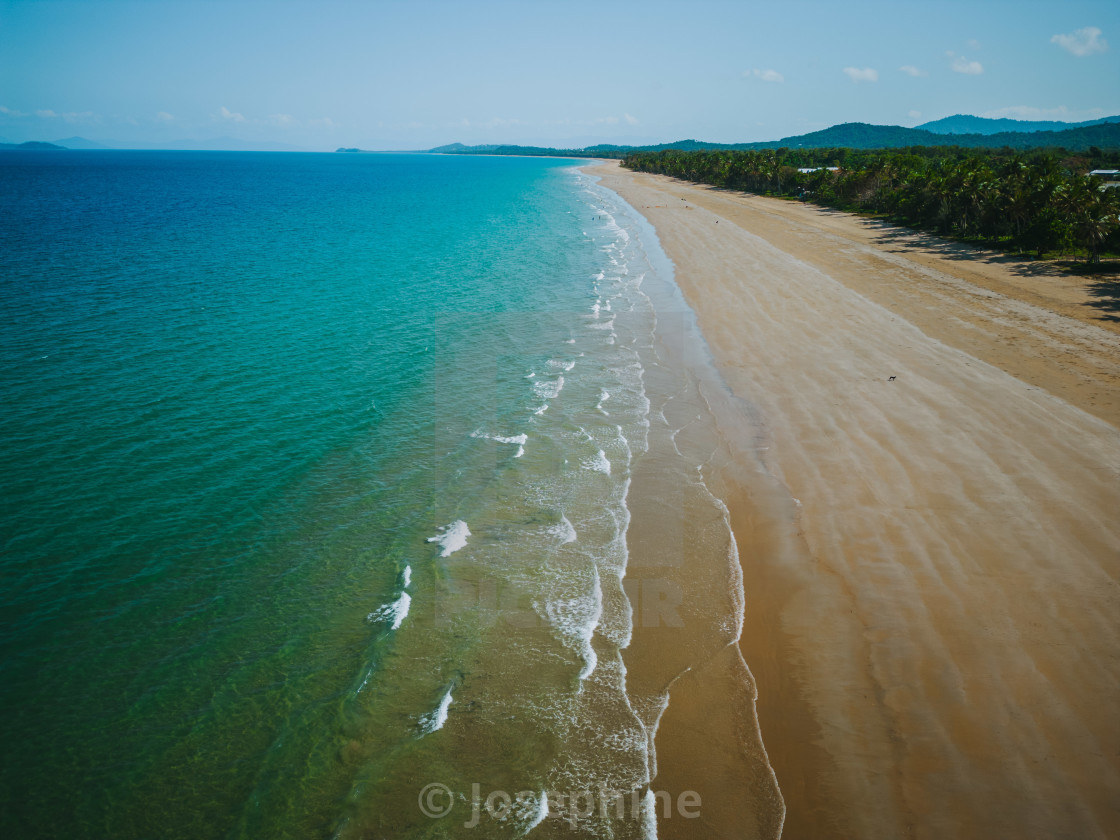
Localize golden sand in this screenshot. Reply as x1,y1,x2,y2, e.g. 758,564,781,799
588,160,1120,839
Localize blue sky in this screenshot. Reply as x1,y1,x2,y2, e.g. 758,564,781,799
1,0,1118,150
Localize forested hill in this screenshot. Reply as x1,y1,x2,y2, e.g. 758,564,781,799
425,139,755,157
416,119,1120,158
917,114,1120,135
0,140,68,151
762,120,1120,151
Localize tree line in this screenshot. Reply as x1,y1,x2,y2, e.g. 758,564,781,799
622,146,1120,262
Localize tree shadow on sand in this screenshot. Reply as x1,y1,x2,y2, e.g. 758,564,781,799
1063,262,1120,322
864,223,1070,278
694,186,1120,321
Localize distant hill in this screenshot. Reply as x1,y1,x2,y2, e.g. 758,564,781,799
763,120,1120,151
52,136,112,150
116,137,309,152
917,114,1120,136
4,136,313,151
420,119,1120,157
430,143,604,157
0,140,68,151
765,123,930,149
428,142,497,153
36,137,310,152
411,140,757,158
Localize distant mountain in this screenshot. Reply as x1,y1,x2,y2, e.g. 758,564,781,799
0,140,68,151
420,119,1120,158
416,140,758,158
119,137,310,152
53,136,112,150
41,136,310,152
5,136,312,151
765,123,931,149
428,142,497,153
335,146,444,154
636,121,1120,153
917,114,1120,136
764,120,1120,151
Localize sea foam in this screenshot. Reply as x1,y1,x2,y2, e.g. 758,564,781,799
520,791,549,833
583,450,611,476
640,790,658,840
368,591,411,630
419,687,453,734
427,520,471,557
596,389,611,415
471,430,528,457
533,376,564,400
548,514,577,545
544,565,603,683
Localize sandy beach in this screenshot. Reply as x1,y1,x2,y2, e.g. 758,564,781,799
587,160,1120,839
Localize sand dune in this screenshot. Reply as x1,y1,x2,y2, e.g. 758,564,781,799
588,160,1120,839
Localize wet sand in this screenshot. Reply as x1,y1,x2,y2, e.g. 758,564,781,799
587,160,1120,839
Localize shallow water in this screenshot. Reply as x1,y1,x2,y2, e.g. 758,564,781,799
0,150,777,838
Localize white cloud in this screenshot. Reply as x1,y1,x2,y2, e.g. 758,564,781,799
35,108,96,123
1051,27,1108,57
0,105,26,116
843,66,878,83
748,68,784,83
266,113,294,127
155,111,175,122
947,52,983,74
909,110,923,119
624,113,639,125
309,117,336,129
967,38,982,51
217,106,246,123
899,65,927,77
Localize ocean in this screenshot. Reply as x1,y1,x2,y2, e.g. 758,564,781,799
0,150,774,838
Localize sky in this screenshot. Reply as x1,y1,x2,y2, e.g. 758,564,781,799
1,0,1118,150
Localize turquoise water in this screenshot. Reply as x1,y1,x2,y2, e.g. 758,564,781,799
1,151,712,837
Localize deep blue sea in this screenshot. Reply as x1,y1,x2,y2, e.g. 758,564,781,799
2,150,737,838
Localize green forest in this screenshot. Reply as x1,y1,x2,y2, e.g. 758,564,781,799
622,146,1120,263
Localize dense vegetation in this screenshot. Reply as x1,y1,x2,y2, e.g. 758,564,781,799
623,146,1120,262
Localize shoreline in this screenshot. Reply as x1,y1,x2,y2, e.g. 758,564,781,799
583,166,790,838
585,160,1120,838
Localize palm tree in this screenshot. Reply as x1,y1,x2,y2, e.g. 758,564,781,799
1061,178,1120,264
